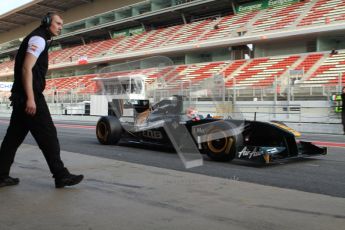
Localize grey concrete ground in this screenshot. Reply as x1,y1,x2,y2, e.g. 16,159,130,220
0,144,344,230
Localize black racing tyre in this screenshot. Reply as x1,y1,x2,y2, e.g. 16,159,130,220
201,126,236,162
96,116,123,145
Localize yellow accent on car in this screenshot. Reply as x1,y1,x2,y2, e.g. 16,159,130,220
270,122,301,137
263,153,270,164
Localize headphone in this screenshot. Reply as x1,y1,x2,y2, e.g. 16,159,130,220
41,12,53,28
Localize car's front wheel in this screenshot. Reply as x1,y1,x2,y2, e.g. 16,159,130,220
201,126,236,162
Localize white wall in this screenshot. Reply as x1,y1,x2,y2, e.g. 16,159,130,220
254,39,307,58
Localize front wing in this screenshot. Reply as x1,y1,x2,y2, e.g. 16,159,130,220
236,141,327,164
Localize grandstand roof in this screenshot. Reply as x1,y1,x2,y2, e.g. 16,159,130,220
0,0,91,33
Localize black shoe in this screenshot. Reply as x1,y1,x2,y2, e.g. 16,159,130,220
55,174,84,188
0,176,20,188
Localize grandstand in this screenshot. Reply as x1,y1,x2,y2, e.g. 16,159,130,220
0,0,344,114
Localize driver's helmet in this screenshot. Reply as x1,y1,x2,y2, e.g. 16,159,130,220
186,107,200,121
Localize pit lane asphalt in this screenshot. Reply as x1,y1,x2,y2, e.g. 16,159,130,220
0,118,344,198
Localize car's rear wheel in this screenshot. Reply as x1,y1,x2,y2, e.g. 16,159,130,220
202,126,236,162
96,116,122,145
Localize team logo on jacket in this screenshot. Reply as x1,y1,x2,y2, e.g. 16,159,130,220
29,44,38,52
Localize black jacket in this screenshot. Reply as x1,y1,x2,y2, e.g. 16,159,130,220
11,26,51,100
341,93,345,116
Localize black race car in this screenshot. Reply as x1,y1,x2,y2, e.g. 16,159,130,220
96,95,327,165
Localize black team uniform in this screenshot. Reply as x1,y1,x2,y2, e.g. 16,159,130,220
0,25,83,188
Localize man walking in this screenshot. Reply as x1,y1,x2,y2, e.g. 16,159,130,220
0,12,83,188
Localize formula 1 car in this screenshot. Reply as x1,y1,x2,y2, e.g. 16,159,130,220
96,95,327,165
94,57,326,167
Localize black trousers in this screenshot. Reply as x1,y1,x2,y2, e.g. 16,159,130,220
0,96,68,178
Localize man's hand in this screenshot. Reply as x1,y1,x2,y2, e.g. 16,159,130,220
25,98,36,116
